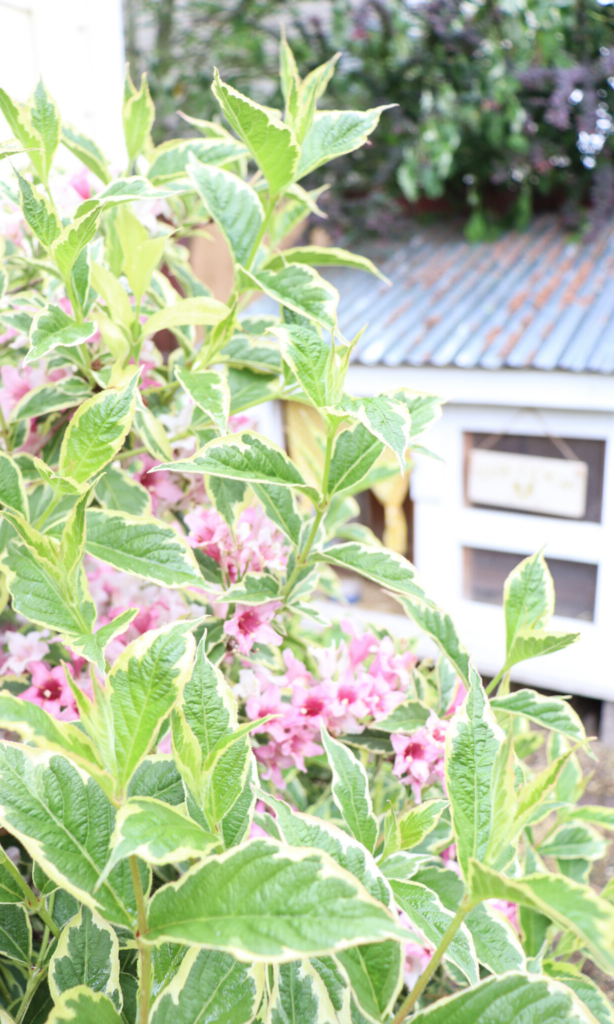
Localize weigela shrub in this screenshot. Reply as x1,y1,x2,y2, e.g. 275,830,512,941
0,47,611,1024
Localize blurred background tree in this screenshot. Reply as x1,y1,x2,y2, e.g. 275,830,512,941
123,0,614,239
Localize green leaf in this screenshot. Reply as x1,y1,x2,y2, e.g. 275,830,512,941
257,790,392,906
188,157,264,266
491,689,586,744
538,823,607,861
221,332,282,374
504,550,554,652
106,620,196,790
101,797,217,880
268,959,343,1024
85,508,202,588
228,367,279,414
2,538,95,638
221,572,281,604
394,596,471,685
0,904,31,963
562,804,614,831
327,423,385,498
0,855,28,904
123,72,154,162
240,264,338,331
149,948,264,1024
144,296,229,336
504,629,579,670
25,304,96,364
264,246,388,280
271,323,330,408
543,962,614,1024
310,955,351,1020
11,377,92,421
91,262,133,329
0,691,103,773
46,987,123,1024
49,905,122,1010
69,609,139,674
296,107,392,179
175,366,230,435
212,70,299,197
408,972,601,1024
145,838,405,957
0,88,44,178
391,878,479,983
134,397,173,462
94,466,151,516
61,124,111,183
394,800,449,854
335,394,412,471
206,476,247,527
316,543,427,601
59,376,138,485
51,206,102,282
15,170,61,246
392,389,443,440
163,430,319,502
220,753,258,850
513,747,576,838
337,943,403,1023
252,483,303,546
148,136,247,181
468,859,614,976
374,700,431,734
29,80,60,180
321,729,378,853
128,755,185,806
0,744,142,927
0,451,28,517
445,664,506,878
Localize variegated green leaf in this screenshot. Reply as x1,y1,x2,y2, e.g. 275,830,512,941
51,206,101,282
15,170,60,246
85,508,202,587
188,157,264,266
391,878,479,983
334,394,412,470
144,296,229,336
240,263,338,330
49,905,122,1010
0,903,31,963
94,465,151,516
504,550,554,651
59,375,138,485
544,962,614,1024
316,543,427,601
175,366,230,435
26,304,97,364
490,688,586,743
268,960,340,1024
148,136,247,181
296,107,392,179
321,729,378,854
271,323,330,409
327,423,385,498
0,451,28,517
46,986,123,1024
11,377,92,421
150,948,264,1024
61,124,111,183
264,246,387,280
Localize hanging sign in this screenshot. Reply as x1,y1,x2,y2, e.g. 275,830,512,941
467,448,588,518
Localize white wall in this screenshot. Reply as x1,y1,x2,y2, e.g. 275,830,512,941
0,0,126,163
346,365,614,700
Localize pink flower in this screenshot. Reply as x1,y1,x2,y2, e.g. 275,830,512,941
224,602,282,655
488,899,520,932
391,712,448,802
444,678,467,716
0,364,48,417
69,167,94,201
397,909,433,988
20,662,77,721
185,505,288,585
130,454,182,514
1,630,50,675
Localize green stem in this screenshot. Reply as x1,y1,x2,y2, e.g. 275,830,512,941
390,898,474,1024
15,966,46,1024
130,856,151,1024
245,197,275,271
36,901,60,941
485,666,507,696
0,402,12,451
34,494,61,531
0,848,37,909
282,430,335,599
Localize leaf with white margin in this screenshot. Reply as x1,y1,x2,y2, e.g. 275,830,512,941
99,797,217,881
240,263,338,331
411,865,525,975
408,971,601,1024
333,394,412,471
384,800,448,858
134,395,173,462
327,423,385,499
561,804,614,831
0,691,105,778
0,1010,15,1023
59,374,138,485
264,245,388,281
159,430,319,502
296,107,393,179
544,962,614,1024
85,508,202,587
105,620,196,790
335,942,403,1024
150,948,264,1024
468,859,614,976
127,756,185,806
221,572,281,604
68,608,138,674
0,451,28,517
538,823,607,861
503,629,579,671
15,170,60,246
267,959,340,1024
316,543,428,602
0,743,145,927
270,323,330,409
94,465,151,516
491,688,586,743
0,904,31,963
175,366,230,435
256,790,392,906
151,943,189,1000
143,296,229,336
212,70,299,197
445,662,506,878
390,879,479,984
148,136,247,181
145,838,407,958
393,595,471,685
11,377,92,421
321,729,378,854
26,304,97,364
188,157,264,266
46,986,123,1024
220,751,258,850
49,905,122,1011
51,205,101,281
62,124,111,184
252,482,303,546
310,955,352,1022
504,549,554,652
2,539,95,639
374,701,431,734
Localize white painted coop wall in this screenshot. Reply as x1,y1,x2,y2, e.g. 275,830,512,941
0,0,126,162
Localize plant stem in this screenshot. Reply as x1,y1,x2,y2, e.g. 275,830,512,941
130,855,152,1024
15,966,46,1024
36,902,60,940
34,494,61,531
390,898,474,1024
485,666,506,695
245,197,275,271
0,403,12,451
282,430,335,598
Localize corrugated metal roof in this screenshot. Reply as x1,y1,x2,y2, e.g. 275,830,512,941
323,215,614,372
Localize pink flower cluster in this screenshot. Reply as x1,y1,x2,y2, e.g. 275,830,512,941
390,713,448,803
241,621,417,788
185,505,288,585
0,628,87,721
397,909,434,989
